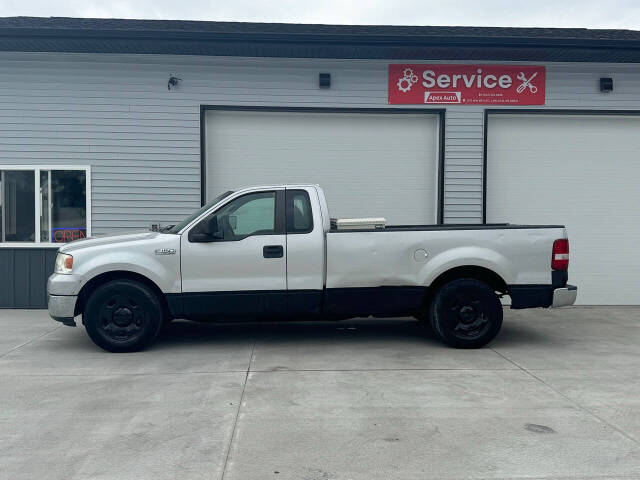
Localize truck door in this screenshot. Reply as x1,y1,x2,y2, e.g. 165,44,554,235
285,188,325,316
180,189,287,318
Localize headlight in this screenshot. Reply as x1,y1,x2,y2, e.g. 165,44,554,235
54,253,74,274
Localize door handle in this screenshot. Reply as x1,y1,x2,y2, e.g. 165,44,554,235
263,245,284,258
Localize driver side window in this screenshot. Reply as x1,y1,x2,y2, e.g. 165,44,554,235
194,191,276,241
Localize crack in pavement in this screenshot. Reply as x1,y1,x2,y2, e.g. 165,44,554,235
490,346,640,447
220,338,256,480
0,325,62,359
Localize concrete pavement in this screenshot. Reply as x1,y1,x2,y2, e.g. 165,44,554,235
1,307,639,479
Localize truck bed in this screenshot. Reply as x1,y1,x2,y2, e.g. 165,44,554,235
325,224,568,290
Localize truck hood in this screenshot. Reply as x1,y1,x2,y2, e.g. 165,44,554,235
59,231,167,253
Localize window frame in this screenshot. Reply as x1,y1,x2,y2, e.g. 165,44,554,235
285,189,314,234
0,165,91,248
188,189,285,243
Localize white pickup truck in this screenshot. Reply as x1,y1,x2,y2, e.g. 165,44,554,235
48,184,576,352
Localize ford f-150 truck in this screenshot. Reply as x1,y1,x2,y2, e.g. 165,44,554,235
48,184,577,352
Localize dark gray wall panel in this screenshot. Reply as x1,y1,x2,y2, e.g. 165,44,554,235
0,248,58,308
29,250,46,307
0,250,15,307
13,249,30,308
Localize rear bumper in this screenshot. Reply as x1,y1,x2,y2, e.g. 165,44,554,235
48,294,77,326
509,284,577,309
552,285,578,307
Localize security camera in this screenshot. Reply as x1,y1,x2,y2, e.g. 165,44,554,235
168,75,182,90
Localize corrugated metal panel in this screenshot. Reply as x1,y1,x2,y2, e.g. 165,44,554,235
0,248,57,308
0,250,15,306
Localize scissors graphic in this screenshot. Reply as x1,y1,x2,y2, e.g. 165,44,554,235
516,72,538,94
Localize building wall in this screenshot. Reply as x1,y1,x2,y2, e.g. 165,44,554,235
0,248,57,308
1,52,640,233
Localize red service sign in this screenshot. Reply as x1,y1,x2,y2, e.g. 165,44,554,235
388,64,545,105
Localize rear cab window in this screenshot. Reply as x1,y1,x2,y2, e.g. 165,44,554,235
285,189,313,234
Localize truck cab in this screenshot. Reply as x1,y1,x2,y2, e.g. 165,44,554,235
175,185,327,319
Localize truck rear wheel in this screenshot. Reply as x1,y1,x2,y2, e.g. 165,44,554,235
83,279,163,352
430,278,502,348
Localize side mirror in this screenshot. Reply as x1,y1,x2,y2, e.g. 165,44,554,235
189,216,223,242
202,216,218,235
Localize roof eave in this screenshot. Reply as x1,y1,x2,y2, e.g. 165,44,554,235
2,27,640,50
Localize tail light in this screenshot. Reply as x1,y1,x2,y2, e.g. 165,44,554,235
552,239,569,270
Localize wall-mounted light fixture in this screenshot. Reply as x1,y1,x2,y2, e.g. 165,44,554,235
168,75,182,90
319,73,331,88
600,77,613,93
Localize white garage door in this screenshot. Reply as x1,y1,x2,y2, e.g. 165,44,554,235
487,114,640,305
205,110,440,224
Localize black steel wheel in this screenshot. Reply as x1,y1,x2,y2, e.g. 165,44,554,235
84,279,163,352
430,278,503,348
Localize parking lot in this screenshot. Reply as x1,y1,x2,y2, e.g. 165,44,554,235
1,307,640,480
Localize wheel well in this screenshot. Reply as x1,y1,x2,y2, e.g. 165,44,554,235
429,266,507,294
75,271,170,318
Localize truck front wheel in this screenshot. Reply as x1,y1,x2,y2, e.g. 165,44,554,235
430,278,503,348
83,279,163,352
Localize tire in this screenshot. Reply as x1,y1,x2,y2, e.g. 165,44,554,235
430,278,502,348
83,279,163,352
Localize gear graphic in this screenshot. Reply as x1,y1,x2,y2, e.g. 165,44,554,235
397,67,419,93
397,77,413,93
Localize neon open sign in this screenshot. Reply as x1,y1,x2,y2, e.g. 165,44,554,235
52,227,86,243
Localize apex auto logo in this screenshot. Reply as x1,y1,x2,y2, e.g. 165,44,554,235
424,92,462,104
389,64,545,105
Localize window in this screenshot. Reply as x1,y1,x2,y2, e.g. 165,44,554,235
1,171,35,242
167,190,234,234
286,190,313,233
0,166,90,244
192,191,276,241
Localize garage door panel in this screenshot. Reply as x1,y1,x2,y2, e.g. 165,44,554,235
487,114,640,305
206,110,439,224
490,115,640,151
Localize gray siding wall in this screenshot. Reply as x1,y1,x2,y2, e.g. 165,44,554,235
1,52,640,232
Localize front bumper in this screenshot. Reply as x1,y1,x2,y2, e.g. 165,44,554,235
552,285,578,307
48,294,78,326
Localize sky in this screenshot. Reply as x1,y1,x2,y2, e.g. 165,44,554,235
0,0,638,30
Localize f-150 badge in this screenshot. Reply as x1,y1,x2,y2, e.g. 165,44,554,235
155,248,176,255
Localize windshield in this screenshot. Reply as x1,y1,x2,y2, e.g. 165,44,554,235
166,191,234,234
